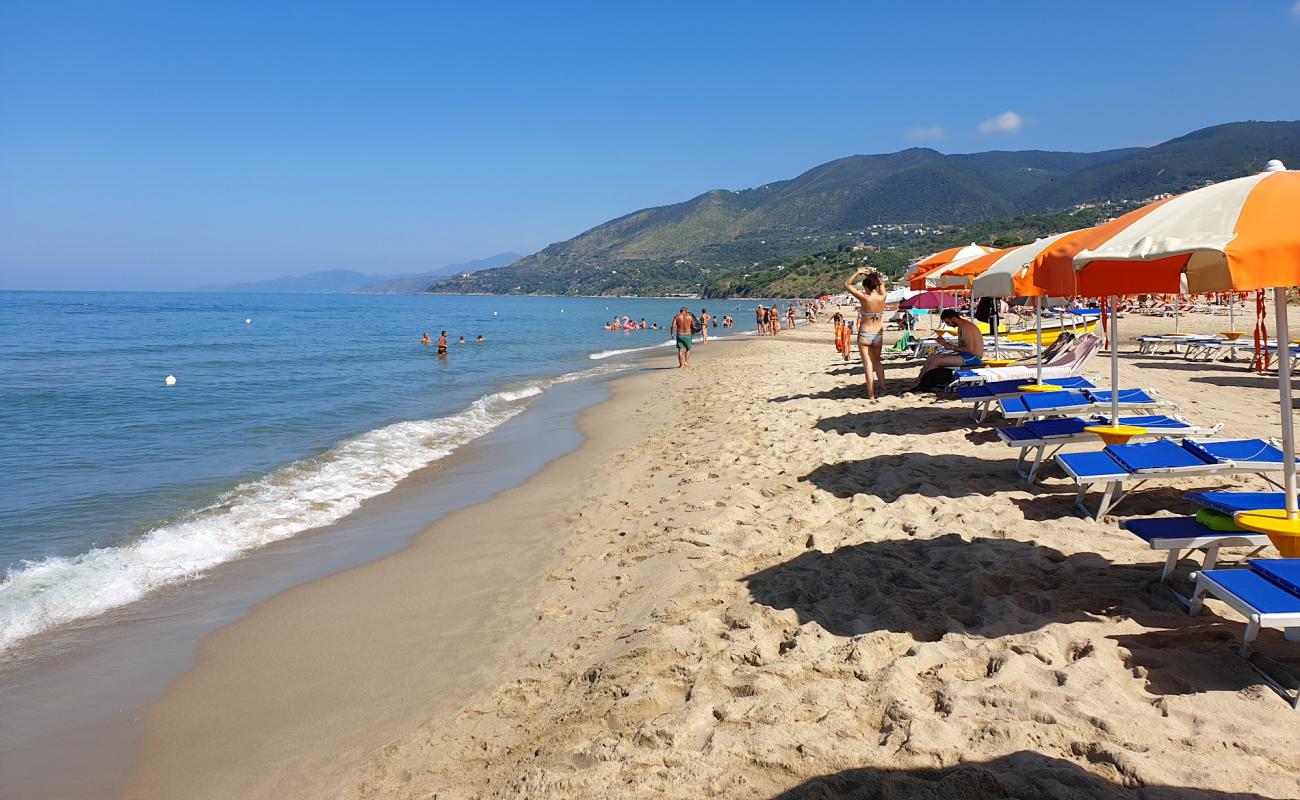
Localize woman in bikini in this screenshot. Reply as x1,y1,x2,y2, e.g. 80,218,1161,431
843,268,887,399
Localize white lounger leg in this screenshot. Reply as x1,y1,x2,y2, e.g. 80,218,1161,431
1202,545,1222,571
1160,550,1181,582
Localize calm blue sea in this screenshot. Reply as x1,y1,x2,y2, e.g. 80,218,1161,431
0,291,760,653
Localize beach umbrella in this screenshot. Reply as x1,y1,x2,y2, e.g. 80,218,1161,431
907,243,996,290
899,290,958,310
971,231,1089,388
1037,160,1300,548
886,287,921,304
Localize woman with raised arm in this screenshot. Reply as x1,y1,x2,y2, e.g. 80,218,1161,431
843,268,888,399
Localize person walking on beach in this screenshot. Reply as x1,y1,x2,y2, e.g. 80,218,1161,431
437,331,448,357
699,308,711,342
755,305,767,335
769,305,781,335
671,307,695,368
844,268,888,399
786,304,796,330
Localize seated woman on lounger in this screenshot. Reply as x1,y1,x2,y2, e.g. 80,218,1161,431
908,308,983,389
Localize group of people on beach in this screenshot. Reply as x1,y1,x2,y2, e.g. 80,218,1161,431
840,268,983,400
605,311,733,334
754,303,804,335
421,331,485,357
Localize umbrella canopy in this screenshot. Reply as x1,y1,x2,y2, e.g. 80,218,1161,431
885,287,921,304
972,230,1088,299
899,290,959,310
936,246,1017,288
907,243,996,289
1037,161,1300,539
1036,162,1300,296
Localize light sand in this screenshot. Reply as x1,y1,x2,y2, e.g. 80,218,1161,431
128,312,1300,799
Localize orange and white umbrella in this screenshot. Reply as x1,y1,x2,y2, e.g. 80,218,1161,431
966,231,1088,387
907,243,996,290
1038,161,1300,538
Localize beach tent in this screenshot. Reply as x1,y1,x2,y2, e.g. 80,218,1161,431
1037,160,1300,551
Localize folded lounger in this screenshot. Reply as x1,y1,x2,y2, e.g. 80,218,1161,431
955,376,1097,422
1055,438,1292,520
952,333,1103,386
996,388,1168,421
999,414,1223,483
1190,558,1300,708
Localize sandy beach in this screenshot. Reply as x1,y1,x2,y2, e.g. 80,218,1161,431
125,313,1300,800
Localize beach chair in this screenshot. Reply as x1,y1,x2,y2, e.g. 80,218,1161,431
999,414,1222,483
1123,516,1270,581
996,387,1169,421
952,333,1103,385
1189,559,1300,708
955,376,1097,422
1056,438,1294,520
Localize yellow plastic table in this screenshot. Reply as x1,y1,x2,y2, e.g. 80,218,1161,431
1018,383,1059,393
1234,509,1300,558
1219,331,1245,341
982,358,1015,367
1083,424,1148,446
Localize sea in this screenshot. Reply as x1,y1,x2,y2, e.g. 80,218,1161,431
0,291,760,658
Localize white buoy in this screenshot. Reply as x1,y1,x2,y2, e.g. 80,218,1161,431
244,318,251,324
164,374,177,386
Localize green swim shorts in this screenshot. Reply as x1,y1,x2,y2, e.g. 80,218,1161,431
675,334,693,351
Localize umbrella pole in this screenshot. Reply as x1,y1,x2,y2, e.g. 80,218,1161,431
1035,296,1044,385
1230,293,1236,331
1175,294,1181,334
1275,287,1298,518
1110,295,1120,423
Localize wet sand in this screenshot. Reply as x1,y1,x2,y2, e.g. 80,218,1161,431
125,314,1300,799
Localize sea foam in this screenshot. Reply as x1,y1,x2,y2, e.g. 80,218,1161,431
0,364,627,654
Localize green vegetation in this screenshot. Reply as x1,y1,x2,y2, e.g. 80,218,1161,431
430,121,1300,298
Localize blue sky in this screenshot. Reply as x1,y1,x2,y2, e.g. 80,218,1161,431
2,0,1299,290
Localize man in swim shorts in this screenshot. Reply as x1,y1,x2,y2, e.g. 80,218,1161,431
437,331,448,356
671,307,695,368
908,309,983,389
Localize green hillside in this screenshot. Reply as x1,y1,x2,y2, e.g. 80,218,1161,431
431,121,1300,298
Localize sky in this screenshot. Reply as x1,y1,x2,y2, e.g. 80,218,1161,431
2,1,1299,291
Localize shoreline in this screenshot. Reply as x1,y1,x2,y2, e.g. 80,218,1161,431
0,358,642,799
118,338,752,799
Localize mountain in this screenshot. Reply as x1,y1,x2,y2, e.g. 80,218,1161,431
431,121,1300,297
199,253,522,294
199,269,391,294
354,253,521,294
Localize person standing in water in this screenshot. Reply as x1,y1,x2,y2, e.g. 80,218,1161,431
671,307,695,367
843,268,888,399
699,308,711,343
437,331,448,357
421,332,431,346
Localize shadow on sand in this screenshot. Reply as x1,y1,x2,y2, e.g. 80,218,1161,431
800,452,1015,500
767,751,1276,799
743,534,1171,642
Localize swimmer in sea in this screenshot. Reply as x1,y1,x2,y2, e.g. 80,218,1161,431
437,331,448,356
476,335,485,342
421,332,431,346
458,336,466,344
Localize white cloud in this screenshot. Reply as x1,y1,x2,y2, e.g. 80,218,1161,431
905,125,946,142
1293,1,1300,15
977,111,1025,135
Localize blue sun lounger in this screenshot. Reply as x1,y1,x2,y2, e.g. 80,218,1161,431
1055,438,1292,520
998,414,1223,483
1190,559,1300,708
997,388,1168,421
956,376,1097,421
1123,516,1270,581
